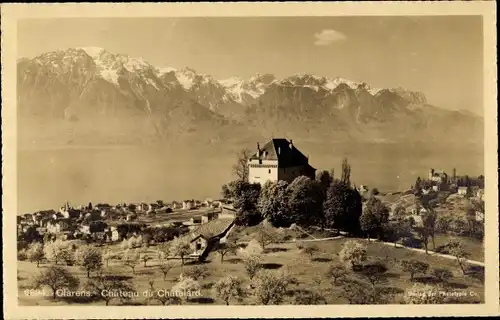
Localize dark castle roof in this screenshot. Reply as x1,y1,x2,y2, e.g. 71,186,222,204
249,138,315,169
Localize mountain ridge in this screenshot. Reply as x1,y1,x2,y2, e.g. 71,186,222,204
17,47,483,148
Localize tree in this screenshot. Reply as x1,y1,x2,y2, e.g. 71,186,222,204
122,249,140,274
357,261,389,298
325,259,348,285
446,239,469,275
32,265,79,299
341,158,351,186
168,237,191,270
85,274,135,305
360,197,389,240
436,214,453,234
102,249,116,267
422,209,438,250
221,183,232,199
145,282,182,306
286,176,324,227
158,259,175,281
339,277,374,304
212,275,244,305
184,265,209,280
231,181,262,226
257,180,291,227
26,242,44,267
316,170,334,204
401,259,429,282
392,219,412,247
292,290,327,305
171,276,201,303
432,268,453,284
403,283,444,304
252,270,290,305
323,181,363,234
256,226,279,249
43,239,68,265
120,239,129,250
339,240,367,270
414,177,422,194
74,245,103,278
216,241,238,263
243,254,262,280
233,148,251,182
302,244,320,261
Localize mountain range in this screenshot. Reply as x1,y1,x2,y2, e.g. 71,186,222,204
17,47,483,148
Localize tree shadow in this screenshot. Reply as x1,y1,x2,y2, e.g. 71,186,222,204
264,247,288,253
190,297,214,304
415,276,441,285
379,286,404,295
103,275,133,281
445,281,469,289
260,263,283,270
121,301,144,306
384,272,401,279
60,295,102,304
226,257,242,264
466,265,484,283
286,288,311,297
312,257,332,263
201,282,214,290
402,236,423,249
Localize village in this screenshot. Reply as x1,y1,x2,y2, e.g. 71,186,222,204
17,138,485,306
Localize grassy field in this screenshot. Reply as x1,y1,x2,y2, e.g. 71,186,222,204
17,237,484,306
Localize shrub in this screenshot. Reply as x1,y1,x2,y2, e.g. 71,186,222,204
432,268,453,283
401,259,429,282
339,240,367,270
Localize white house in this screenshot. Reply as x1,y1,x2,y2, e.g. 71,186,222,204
247,139,316,185
457,186,468,196
183,200,195,210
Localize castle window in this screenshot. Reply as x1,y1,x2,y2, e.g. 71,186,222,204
268,169,271,174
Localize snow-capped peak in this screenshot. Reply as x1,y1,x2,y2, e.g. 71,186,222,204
219,77,243,88
76,47,105,58
157,67,177,76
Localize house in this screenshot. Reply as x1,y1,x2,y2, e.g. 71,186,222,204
476,189,485,201
457,186,468,196
171,201,181,210
220,205,238,219
247,138,316,185
187,217,236,260
475,211,484,222
47,219,71,233
429,169,448,184
183,200,195,210
201,211,218,223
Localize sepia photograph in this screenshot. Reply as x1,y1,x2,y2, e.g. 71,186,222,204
2,2,498,318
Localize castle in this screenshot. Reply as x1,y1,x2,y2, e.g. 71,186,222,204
247,138,316,185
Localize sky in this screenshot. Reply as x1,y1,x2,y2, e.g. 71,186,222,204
17,16,484,115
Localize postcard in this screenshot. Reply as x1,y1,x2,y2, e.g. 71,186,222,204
2,1,498,318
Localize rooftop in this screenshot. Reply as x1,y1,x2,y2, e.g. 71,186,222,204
249,138,313,168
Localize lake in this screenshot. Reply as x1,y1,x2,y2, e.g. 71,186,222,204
17,141,484,214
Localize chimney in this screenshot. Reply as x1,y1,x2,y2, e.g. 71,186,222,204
257,142,261,156
289,139,293,150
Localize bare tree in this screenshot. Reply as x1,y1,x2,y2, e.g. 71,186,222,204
212,275,244,305
233,148,251,182
325,259,349,285
446,239,469,275
252,270,290,305
400,259,429,282
26,242,45,267
158,259,175,281
122,249,140,275
85,274,135,306
216,241,238,263
243,254,262,280
32,265,79,300
184,265,209,281
74,245,103,278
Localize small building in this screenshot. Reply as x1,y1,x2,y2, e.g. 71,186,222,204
475,211,484,222
201,211,218,223
171,201,181,210
457,186,468,196
220,205,238,219
187,217,236,260
183,200,195,210
47,219,71,233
